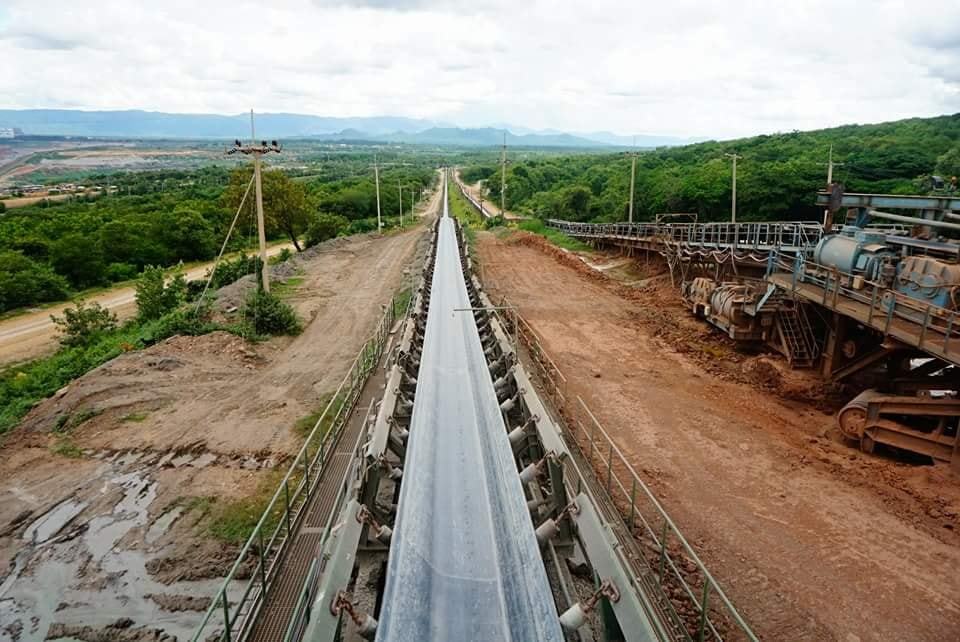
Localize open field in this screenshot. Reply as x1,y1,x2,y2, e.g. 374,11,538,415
476,230,960,641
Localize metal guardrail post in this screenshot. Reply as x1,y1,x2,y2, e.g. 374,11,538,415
221,589,232,642
303,450,311,491
284,480,292,535
698,579,712,642
657,519,668,581
258,529,268,595
606,443,614,494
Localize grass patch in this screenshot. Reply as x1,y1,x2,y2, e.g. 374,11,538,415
516,218,592,251
122,411,149,423
294,391,344,440
181,495,216,520
50,435,83,458
447,178,485,239
272,275,305,299
207,470,285,545
392,288,412,318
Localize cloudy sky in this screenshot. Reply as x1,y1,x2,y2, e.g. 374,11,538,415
0,0,957,138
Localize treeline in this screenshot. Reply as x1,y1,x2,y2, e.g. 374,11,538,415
461,113,960,223
0,159,437,312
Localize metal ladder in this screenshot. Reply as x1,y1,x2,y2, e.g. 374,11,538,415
776,302,818,368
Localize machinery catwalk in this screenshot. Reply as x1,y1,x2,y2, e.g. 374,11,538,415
375,181,563,641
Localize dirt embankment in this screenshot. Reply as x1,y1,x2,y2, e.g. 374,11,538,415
0,218,432,640
477,230,960,642
508,232,846,409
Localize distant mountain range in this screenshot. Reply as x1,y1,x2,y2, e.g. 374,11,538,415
0,109,700,148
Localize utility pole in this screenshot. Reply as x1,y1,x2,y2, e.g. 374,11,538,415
500,131,507,216
373,155,383,234
821,144,844,231
725,153,742,223
398,180,403,229
227,110,281,292
823,144,844,186
628,137,637,224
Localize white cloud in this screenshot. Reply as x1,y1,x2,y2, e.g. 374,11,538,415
0,0,957,137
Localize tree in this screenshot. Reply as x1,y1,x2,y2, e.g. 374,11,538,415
935,147,960,180
49,233,105,288
224,167,310,251
305,213,349,248
0,251,70,312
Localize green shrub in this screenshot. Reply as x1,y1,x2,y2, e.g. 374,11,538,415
208,254,263,289
305,213,349,248
484,215,505,229
51,301,118,347
242,289,301,336
269,247,294,265
143,305,217,343
105,262,139,282
135,265,186,321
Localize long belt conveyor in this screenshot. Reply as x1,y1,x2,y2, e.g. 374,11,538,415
266,170,754,642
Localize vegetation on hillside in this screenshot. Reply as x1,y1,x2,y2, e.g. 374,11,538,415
0,156,437,312
461,114,960,223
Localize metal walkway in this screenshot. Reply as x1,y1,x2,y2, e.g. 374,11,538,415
549,219,823,258
376,182,563,641
247,450,354,642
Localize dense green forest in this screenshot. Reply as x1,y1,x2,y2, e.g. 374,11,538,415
0,157,436,312
461,114,960,223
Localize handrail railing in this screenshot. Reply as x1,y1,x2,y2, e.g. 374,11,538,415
452,172,492,219
767,249,960,364
499,300,758,642
191,291,410,642
283,398,375,642
548,218,823,254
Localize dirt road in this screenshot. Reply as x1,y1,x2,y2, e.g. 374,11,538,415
476,231,960,641
0,217,431,639
0,243,294,368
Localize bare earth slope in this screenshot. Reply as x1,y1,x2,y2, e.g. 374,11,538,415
0,220,430,640
476,231,960,642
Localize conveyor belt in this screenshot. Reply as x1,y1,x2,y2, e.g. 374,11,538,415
376,179,563,641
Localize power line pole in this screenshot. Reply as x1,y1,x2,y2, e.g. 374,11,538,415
628,137,637,223
500,131,507,216
823,143,844,186
398,180,403,229
821,144,844,230
725,153,742,223
227,110,281,292
373,155,383,234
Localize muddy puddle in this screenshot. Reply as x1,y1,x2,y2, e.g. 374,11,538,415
0,453,237,641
